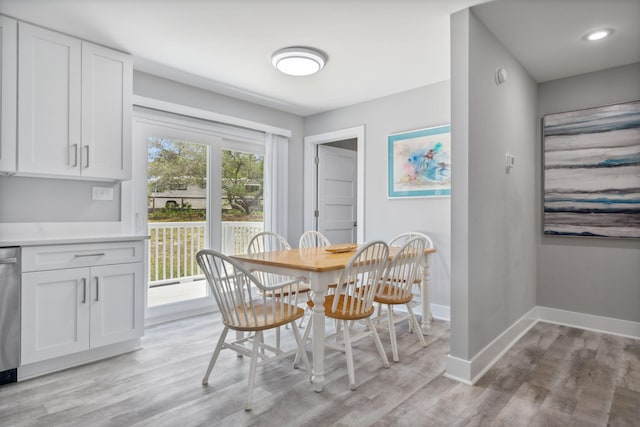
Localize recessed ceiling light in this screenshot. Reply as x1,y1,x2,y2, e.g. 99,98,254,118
271,47,327,76
584,29,613,41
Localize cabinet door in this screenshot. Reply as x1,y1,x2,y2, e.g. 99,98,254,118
90,263,144,348
81,42,132,180
0,16,17,173
21,268,91,364
18,23,81,176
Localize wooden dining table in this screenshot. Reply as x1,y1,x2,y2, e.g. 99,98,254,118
232,244,436,392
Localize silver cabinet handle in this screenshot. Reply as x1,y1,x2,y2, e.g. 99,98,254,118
74,253,106,258
95,277,99,302
69,144,79,167
0,258,17,264
84,145,90,169
81,278,87,303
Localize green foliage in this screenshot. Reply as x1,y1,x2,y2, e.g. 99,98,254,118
148,138,207,193
222,150,264,217
148,207,206,222
148,138,264,221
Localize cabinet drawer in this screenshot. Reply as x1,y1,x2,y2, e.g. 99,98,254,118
22,241,144,272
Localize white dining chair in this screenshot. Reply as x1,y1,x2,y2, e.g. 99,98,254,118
247,231,311,297
296,240,391,390
247,231,311,348
299,230,331,248
386,231,434,326
196,249,311,411
375,236,427,362
388,231,434,250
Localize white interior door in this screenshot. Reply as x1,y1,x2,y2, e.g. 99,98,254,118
317,145,357,244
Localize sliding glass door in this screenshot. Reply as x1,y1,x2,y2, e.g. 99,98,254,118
134,114,265,321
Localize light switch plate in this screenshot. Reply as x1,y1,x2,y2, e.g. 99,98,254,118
92,186,114,201
505,153,515,173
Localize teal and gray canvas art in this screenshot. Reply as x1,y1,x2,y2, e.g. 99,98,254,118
543,100,640,238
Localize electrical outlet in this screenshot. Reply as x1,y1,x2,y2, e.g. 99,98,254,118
92,186,114,201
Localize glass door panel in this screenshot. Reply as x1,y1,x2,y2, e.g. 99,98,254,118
147,137,208,307
220,149,264,255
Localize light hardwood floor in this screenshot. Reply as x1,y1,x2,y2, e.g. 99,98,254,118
1,313,638,426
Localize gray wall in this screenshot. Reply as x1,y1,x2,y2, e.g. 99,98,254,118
304,82,452,309
537,62,640,322
450,9,538,360
134,71,307,242
0,177,120,223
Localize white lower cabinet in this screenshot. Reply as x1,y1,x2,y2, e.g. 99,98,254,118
21,241,145,368
90,263,144,348
21,268,91,364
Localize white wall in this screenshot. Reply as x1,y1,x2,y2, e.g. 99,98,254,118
133,71,306,242
304,82,452,310
450,9,538,361
537,62,640,322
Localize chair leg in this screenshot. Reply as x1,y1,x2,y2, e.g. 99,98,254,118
342,320,357,390
235,330,244,357
387,304,399,362
407,304,427,347
245,330,262,411
366,317,390,368
299,305,310,328
276,326,281,353
203,326,229,385
293,316,312,370
375,302,383,325
291,322,312,378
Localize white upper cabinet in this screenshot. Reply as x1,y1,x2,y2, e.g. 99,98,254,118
18,22,82,177
81,42,132,180
0,16,17,174
17,22,132,180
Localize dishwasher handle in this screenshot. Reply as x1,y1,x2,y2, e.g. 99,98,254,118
0,257,17,264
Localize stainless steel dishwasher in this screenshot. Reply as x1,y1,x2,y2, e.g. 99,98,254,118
0,247,20,385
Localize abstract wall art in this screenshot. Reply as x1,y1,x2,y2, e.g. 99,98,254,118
543,100,640,238
388,125,451,198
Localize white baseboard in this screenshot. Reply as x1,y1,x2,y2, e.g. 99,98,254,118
445,305,640,385
444,355,473,385
429,303,450,322
145,304,216,327
537,306,640,339
445,306,538,385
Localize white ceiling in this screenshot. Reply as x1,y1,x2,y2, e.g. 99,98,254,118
473,0,640,83
1,0,638,116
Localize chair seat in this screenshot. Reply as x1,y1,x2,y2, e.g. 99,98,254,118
307,295,375,320
374,285,414,305
227,303,305,331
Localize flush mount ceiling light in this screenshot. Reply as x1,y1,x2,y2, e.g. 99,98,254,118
583,29,614,41
271,46,327,76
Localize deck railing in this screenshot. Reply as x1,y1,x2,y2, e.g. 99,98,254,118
148,221,263,286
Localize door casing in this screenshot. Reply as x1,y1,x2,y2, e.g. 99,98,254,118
303,125,365,243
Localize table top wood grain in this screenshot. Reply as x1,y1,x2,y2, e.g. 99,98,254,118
231,246,436,273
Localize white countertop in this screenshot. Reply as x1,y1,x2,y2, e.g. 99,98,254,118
0,235,149,248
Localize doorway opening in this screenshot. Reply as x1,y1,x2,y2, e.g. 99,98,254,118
303,125,365,243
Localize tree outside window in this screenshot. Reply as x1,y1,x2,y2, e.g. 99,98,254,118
147,137,264,222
